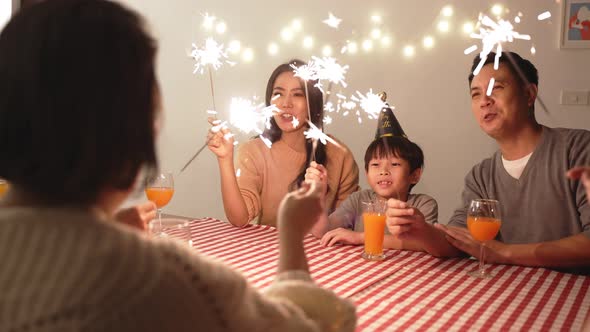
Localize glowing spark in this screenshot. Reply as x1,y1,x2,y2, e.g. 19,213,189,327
323,12,342,28
530,45,536,54
537,11,551,21
304,121,340,147
351,90,386,118
236,168,241,177
207,110,218,115
202,13,216,30
313,56,349,88
486,77,495,96
292,117,300,128
464,45,478,55
470,15,532,76
514,16,521,23
323,115,333,125
229,98,263,134
191,38,230,74
291,60,318,81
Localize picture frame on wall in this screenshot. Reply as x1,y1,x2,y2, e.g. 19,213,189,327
560,0,590,48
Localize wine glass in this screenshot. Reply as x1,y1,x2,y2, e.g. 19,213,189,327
145,172,174,236
467,199,502,278
0,178,9,200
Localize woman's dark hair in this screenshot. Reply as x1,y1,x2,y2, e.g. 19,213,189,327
262,59,327,189
364,136,424,192
0,0,158,205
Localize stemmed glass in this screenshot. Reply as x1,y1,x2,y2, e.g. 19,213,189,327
145,172,174,236
467,199,502,278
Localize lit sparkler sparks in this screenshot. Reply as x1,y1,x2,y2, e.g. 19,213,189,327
304,121,341,147
228,97,279,134
190,38,231,74
467,15,531,76
323,12,342,29
351,89,387,118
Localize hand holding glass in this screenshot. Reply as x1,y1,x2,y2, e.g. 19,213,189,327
145,172,174,236
362,199,387,261
467,199,502,278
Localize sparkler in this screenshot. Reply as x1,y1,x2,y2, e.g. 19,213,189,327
323,12,342,29
465,11,550,114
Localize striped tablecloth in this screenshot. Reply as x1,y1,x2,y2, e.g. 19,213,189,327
183,218,590,331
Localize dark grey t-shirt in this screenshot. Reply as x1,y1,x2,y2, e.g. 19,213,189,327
328,189,438,234
448,126,590,244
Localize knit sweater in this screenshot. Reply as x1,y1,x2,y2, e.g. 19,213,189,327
236,137,360,226
0,207,356,332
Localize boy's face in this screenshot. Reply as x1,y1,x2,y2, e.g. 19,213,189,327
366,155,420,201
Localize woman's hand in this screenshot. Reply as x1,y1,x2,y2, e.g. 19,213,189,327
206,117,235,160
304,161,328,195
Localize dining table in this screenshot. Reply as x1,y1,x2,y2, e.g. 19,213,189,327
169,217,590,331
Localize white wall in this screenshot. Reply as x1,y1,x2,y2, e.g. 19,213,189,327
119,0,590,223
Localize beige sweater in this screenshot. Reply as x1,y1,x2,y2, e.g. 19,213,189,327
237,137,360,226
0,207,356,331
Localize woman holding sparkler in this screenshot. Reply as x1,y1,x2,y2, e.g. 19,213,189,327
208,59,360,227
0,1,356,330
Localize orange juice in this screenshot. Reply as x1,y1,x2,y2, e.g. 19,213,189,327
0,181,9,199
145,187,174,208
467,216,501,242
363,212,386,255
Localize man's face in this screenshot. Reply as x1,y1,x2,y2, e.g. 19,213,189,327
470,63,535,140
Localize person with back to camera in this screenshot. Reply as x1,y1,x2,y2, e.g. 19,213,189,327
0,1,356,330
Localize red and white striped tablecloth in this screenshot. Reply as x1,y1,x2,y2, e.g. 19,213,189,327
184,218,590,331
187,218,406,297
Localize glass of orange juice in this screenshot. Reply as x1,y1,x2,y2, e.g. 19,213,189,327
0,179,9,200
467,199,501,278
145,172,174,236
361,199,387,261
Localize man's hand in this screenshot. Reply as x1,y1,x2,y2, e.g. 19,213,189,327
114,201,157,231
434,223,507,264
320,228,363,247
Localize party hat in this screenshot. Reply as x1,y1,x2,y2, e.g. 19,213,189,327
375,92,407,139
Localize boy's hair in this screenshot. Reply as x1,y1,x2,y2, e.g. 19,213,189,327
364,137,424,192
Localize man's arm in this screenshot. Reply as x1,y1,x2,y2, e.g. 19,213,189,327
437,225,590,268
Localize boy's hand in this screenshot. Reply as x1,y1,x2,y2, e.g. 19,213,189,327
278,181,324,239
320,228,363,247
385,198,429,239
207,117,234,160
304,161,328,195
114,201,157,231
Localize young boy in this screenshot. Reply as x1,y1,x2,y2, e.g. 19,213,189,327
308,135,438,252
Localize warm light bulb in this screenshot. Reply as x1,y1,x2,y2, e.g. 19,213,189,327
345,41,358,54
442,6,453,17
371,14,382,24
228,40,241,54
242,48,254,62
403,45,415,57
423,36,435,49
322,45,333,56
463,22,474,34
215,22,227,34
291,19,302,31
303,36,313,49
380,35,392,48
371,28,382,39
491,4,503,16
437,20,450,33
362,39,374,52
281,28,294,41
268,43,279,55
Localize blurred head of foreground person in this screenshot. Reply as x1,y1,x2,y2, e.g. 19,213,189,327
0,0,356,331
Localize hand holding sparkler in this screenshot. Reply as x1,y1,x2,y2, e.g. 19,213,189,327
206,117,235,160
304,161,329,195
